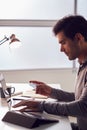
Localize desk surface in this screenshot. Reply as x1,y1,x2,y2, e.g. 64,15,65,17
0,83,72,130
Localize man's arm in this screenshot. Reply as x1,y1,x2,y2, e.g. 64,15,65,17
50,88,75,102
39,87,87,117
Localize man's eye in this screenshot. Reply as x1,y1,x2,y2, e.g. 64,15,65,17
62,42,66,45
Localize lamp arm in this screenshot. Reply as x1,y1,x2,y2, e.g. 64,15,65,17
0,36,9,45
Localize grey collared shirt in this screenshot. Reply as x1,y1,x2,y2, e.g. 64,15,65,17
39,64,87,130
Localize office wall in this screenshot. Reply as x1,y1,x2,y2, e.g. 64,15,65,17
1,68,77,92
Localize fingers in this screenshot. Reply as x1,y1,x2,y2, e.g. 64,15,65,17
13,100,40,109
19,106,28,112
29,80,45,85
36,84,52,96
13,100,29,108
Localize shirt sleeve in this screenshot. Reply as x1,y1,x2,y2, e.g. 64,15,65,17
50,88,75,102
39,86,87,117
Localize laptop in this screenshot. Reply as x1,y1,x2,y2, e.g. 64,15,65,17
0,73,7,98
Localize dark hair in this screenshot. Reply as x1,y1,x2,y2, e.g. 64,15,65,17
53,15,87,41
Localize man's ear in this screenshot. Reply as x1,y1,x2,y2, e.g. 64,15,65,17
75,33,84,41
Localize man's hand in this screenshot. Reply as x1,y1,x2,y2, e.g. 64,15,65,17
29,80,52,97
13,100,41,112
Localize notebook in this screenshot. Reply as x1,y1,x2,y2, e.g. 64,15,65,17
22,90,47,99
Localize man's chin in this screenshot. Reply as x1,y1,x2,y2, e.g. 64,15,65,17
68,57,76,61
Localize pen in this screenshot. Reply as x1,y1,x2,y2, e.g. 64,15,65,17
12,96,31,100
12,98,22,100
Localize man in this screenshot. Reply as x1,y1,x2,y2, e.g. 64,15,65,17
13,15,87,130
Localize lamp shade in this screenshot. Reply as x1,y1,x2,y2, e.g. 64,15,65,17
9,34,20,44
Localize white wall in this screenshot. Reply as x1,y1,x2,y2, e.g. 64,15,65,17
1,68,77,92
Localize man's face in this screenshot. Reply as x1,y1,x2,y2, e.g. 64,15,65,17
56,31,80,60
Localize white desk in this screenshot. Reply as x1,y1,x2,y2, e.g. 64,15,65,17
0,83,72,130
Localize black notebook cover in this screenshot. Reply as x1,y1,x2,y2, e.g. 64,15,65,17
2,111,59,129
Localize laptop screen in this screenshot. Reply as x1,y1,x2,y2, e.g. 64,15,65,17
0,73,7,98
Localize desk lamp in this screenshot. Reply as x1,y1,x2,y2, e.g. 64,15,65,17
0,34,20,47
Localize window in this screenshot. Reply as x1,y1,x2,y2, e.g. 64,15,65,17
0,0,75,70
0,0,74,20
77,0,87,19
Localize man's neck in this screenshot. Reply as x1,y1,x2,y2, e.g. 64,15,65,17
78,58,87,65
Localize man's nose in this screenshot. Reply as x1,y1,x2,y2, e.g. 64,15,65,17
60,45,64,52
